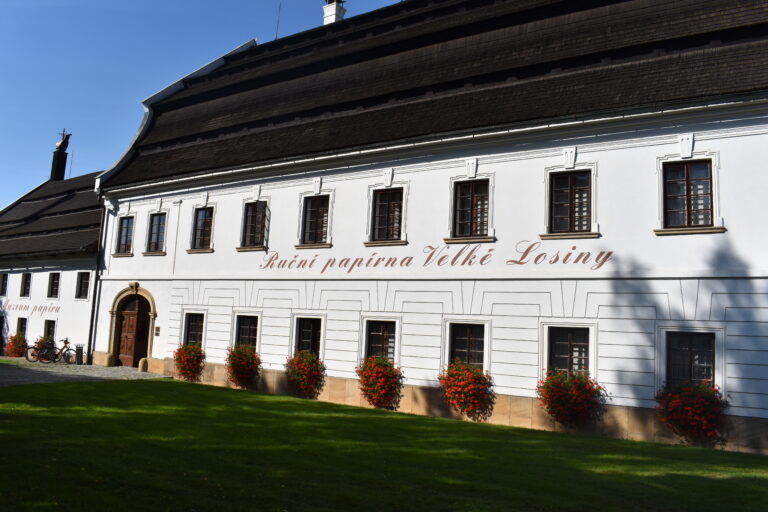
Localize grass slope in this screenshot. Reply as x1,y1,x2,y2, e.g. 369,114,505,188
0,379,766,511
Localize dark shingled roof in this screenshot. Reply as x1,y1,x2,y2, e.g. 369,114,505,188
0,171,102,259
103,0,768,189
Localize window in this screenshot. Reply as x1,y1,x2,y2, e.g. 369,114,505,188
146,213,167,253
449,323,484,368
184,313,205,345
548,327,589,375
366,320,396,361
47,273,60,298
667,331,715,386
20,273,31,297
116,217,134,254
44,320,56,340
663,161,712,228
453,180,489,238
549,171,591,233
241,201,269,248
296,318,321,356
16,317,27,338
192,207,214,250
235,316,259,347
371,189,403,241
75,272,90,299
0,273,7,296
301,196,329,245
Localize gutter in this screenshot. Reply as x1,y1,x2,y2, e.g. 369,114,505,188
85,203,107,365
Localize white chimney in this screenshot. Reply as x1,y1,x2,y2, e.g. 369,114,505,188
323,0,346,25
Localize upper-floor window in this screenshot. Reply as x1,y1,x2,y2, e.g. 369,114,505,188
192,207,214,250
449,323,484,368
116,217,134,254
663,161,712,228
20,273,31,297
301,196,329,245
667,331,714,386
146,213,167,253
47,273,60,298
548,326,589,375
75,272,90,299
235,315,259,348
371,189,403,242
241,201,269,248
366,320,396,361
184,313,205,345
296,317,322,356
0,273,7,296
453,180,489,238
550,171,591,233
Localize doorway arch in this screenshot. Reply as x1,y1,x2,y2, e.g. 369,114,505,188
107,283,157,367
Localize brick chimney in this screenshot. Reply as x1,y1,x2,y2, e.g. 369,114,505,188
323,0,346,25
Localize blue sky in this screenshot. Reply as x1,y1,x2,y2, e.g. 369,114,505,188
0,0,397,209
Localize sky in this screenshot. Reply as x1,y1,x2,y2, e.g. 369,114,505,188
0,0,398,209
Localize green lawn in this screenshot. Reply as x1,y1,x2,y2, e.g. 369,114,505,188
1,380,766,511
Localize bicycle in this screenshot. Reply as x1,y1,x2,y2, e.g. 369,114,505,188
27,338,76,365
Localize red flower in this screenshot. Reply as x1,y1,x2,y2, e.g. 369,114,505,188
174,343,205,382
286,351,326,398
536,370,607,427
655,381,729,446
3,333,27,358
438,359,495,422
226,345,262,389
355,356,403,409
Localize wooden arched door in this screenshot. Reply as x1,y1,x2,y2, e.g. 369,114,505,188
116,295,150,367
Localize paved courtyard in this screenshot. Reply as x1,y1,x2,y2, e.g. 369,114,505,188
0,357,167,387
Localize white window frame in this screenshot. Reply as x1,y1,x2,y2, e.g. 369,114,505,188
441,316,492,372
230,308,263,351
180,309,208,349
358,313,402,365
541,161,600,236
296,188,335,247
365,180,409,243
290,311,327,359
539,319,599,381
445,173,496,240
655,150,724,230
655,322,725,395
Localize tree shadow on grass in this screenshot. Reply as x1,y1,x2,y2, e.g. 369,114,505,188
1,380,767,512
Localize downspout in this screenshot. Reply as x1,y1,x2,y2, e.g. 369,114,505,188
85,192,108,365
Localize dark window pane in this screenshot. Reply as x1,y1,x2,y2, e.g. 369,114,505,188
242,202,269,247
47,273,60,298
371,189,403,241
75,272,90,299
296,318,322,356
44,320,56,340
192,208,214,249
20,273,31,297
302,196,329,244
663,161,713,228
236,316,259,347
449,323,484,368
549,172,591,233
0,274,7,296
184,314,205,345
147,213,166,252
17,318,27,338
666,331,715,386
453,180,489,237
548,327,590,375
117,217,134,253
366,320,396,360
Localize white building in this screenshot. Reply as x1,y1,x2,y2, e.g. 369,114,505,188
91,0,768,450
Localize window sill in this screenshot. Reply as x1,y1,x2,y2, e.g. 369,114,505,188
443,236,496,244
186,248,214,254
295,243,332,249
236,246,268,252
654,227,727,236
539,232,601,240
142,251,166,257
364,240,408,247
112,253,134,258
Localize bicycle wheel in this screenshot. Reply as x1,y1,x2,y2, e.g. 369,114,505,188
39,348,53,364
25,347,39,363
62,349,76,365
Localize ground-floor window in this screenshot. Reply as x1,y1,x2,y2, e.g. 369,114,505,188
16,317,27,338
667,331,715,386
449,323,484,368
548,326,590,375
366,320,396,361
235,316,259,348
44,320,56,340
184,313,205,345
295,318,321,356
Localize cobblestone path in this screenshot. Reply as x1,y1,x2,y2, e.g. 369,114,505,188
0,357,167,387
